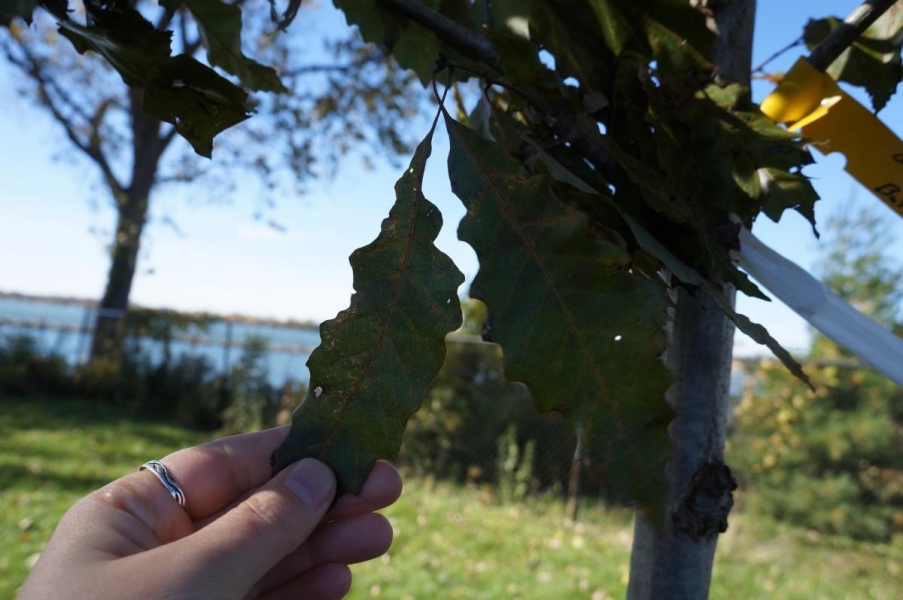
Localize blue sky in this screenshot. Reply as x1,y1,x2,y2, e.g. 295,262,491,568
1,0,901,357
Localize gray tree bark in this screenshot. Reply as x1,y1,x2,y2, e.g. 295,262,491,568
89,89,174,362
626,1,755,598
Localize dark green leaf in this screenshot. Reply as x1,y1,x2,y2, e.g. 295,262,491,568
489,29,559,88
639,0,713,77
529,0,614,92
804,8,903,112
528,136,813,388
53,0,252,155
586,0,641,56
445,113,674,522
271,123,465,493
0,0,36,25
162,0,287,92
630,220,809,386
592,131,688,222
57,1,172,88
335,0,442,85
143,55,252,158
586,0,713,78
757,168,819,229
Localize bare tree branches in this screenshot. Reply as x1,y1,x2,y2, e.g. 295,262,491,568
3,37,124,194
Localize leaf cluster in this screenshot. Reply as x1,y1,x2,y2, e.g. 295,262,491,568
2,0,306,156
10,0,883,522
270,0,827,521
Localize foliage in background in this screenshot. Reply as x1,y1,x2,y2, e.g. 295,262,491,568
0,313,306,432
729,208,903,542
0,335,72,397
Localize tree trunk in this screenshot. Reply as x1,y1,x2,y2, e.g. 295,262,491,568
89,90,170,362
626,1,755,598
89,190,150,361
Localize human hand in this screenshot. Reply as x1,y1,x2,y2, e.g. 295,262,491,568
18,426,402,599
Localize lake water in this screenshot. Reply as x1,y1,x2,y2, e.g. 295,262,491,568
0,296,319,385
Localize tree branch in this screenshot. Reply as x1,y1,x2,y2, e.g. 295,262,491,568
377,0,613,169
3,41,123,194
281,61,380,78
377,0,499,68
808,0,899,71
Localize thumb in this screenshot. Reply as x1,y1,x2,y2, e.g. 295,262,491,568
169,458,336,595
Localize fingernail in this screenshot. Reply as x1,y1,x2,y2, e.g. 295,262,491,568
285,459,335,507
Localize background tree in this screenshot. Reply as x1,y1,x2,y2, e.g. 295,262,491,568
731,206,903,542
0,0,420,362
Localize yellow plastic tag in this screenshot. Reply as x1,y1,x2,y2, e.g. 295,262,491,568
761,57,903,216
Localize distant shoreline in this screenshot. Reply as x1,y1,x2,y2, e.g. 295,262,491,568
0,290,320,331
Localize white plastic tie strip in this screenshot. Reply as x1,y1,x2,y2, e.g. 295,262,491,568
734,227,903,388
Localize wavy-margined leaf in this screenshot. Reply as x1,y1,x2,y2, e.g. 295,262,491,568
334,0,442,85
529,0,614,92
587,0,713,79
54,0,252,156
445,113,673,521
161,0,287,92
144,55,252,158
804,7,903,112
271,124,465,493
757,168,819,228
528,133,812,388
57,1,173,88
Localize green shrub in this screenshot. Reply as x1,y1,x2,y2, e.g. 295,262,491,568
0,335,72,397
0,328,292,432
497,424,537,503
730,357,903,542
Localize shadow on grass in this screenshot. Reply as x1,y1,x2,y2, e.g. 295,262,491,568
0,463,111,494
1,396,213,448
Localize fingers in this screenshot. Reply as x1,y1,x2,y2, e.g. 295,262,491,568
260,563,352,600
159,426,290,520
252,513,393,595
328,460,403,520
194,459,403,530
153,428,400,524
153,459,337,596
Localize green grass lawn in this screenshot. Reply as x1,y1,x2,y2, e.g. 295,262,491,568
2,395,901,599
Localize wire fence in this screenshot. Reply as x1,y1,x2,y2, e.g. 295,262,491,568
0,307,317,387
1,300,588,511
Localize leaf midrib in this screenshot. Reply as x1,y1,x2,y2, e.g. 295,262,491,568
316,136,433,458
